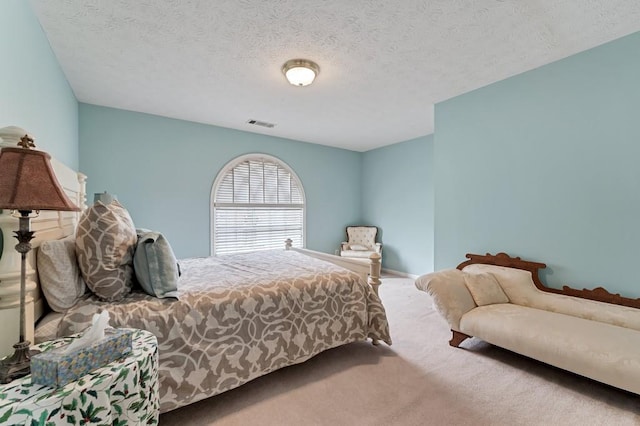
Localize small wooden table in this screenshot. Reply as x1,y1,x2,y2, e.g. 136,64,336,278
0,329,159,425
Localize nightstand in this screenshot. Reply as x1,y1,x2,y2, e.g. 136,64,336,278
0,329,159,425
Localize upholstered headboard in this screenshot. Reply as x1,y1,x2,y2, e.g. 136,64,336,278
0,136,86,357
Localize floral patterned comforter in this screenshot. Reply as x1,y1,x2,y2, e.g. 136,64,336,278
59,250,391,413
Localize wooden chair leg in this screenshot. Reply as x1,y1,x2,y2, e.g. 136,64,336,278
449,330,470,347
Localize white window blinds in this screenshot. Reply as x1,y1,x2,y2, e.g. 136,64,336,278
213,156,304,255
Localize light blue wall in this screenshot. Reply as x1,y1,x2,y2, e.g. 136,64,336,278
362,136,434,275
79,104,362,259
0,1,78,168
435,31,640,297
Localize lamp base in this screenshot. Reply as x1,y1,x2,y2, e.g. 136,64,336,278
0,340,32,383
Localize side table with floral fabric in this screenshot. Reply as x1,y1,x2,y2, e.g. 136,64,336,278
0,328,159,425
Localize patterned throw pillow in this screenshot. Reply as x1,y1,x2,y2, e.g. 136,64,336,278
75,201,137,301
37,235,87,312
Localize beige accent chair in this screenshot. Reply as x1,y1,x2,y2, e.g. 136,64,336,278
340,226,382,259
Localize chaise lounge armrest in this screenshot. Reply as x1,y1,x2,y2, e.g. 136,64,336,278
415,270,476,332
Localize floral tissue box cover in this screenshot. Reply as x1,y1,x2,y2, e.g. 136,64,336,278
31,328,133,387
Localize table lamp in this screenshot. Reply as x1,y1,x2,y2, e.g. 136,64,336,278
0,133,80,383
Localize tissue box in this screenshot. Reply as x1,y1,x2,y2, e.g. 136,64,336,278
31,328,134,387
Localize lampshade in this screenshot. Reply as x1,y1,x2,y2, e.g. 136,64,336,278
282,59,320,87
0,146,80,212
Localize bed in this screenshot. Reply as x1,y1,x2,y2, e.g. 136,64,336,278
0,151,391,413
57,249,390,412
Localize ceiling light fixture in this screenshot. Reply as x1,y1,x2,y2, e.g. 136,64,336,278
282,59,320,87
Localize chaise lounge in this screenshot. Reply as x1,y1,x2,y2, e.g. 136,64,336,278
415,252,640,394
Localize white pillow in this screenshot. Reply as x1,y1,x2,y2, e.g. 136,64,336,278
463,272,509,306
349,244,369,251
37,235,87,312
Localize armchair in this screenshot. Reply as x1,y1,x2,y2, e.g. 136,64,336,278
340,226,382,259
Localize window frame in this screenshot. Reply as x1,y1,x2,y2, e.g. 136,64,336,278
210,153,306,256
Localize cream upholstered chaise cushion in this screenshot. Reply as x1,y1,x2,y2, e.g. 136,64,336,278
463,264,640,331
459,302,640,395
340,226,382,258
76,201,137,301
415,269,476,331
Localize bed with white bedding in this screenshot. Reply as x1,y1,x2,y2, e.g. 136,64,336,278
56,250,390,412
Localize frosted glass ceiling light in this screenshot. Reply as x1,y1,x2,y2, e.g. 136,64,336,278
282,59,320,87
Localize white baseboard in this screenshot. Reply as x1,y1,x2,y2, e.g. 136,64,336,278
382,268,419,279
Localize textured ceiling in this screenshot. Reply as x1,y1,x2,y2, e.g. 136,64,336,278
28,0,640,152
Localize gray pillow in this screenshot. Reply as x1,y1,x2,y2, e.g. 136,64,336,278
76,201,137,301
37,235,86,312
133,230,179,299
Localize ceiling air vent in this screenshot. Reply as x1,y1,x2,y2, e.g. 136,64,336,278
246,119,276,128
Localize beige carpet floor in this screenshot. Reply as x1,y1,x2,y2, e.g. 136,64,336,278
160,276,640,425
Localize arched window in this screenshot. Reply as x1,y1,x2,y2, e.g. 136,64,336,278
211,154,305,255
